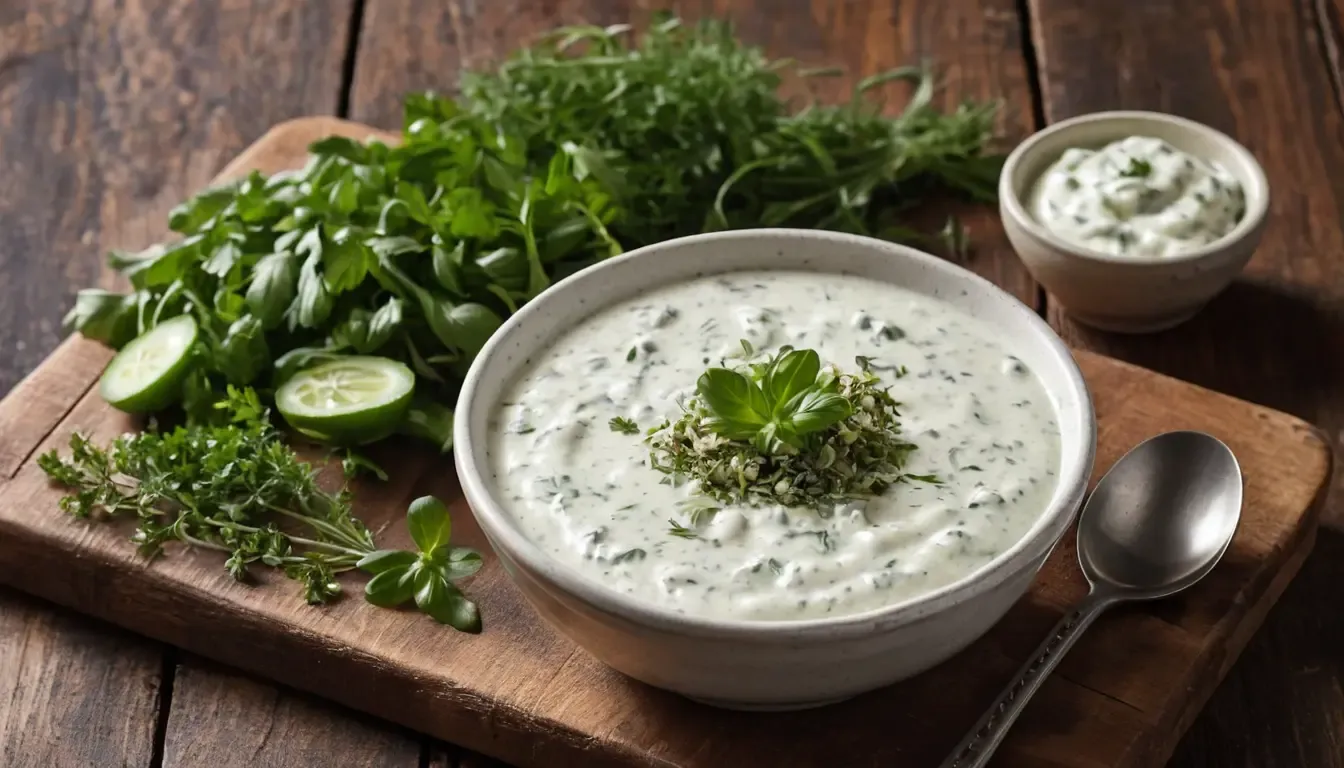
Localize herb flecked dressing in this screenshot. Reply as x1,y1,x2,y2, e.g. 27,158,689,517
1030,136,1245,258
488,272,1062,621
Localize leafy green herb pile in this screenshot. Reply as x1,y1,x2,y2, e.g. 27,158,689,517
65,16,1002,435
642,344,936,530
37,388,483,631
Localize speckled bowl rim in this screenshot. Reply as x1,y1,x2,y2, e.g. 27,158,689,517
455,229,1096,642
999,110,1270,266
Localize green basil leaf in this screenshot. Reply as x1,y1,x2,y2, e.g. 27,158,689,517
308,136,370,164
785,390,852,435
168,186,235,233
212,287,246,324
443,548,483,581
63,289,139,348
329,307,370,352
443,187,499,240
328,174,360,215
218,316,269,384
365,235,424,259
364,563,418,608
201,240,243,277
475,247,527,293
295,227,323,260
397,397,454,452
119,240,198,290
696,369,769,434
291,253,333,329
366,297,403,352
245,251,299,329
763,348,820,414
431,241,467,294
396,181,434,224
413,567,482,632
407,495,451,554
483,155,524,197
357,549,418,575
321,234,369,293
538,215,592,262
271,346,345,386
445,303,503,360
562,142,625,195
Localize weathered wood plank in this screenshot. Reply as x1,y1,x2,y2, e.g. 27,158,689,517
1026,0,1344,530
0,3,362,768
1168,531,1344,768
161,658,426,768
349,0,1039,302
0,588,162,768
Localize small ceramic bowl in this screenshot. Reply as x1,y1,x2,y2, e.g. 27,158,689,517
1000,111,1270,333
455,229,1097,711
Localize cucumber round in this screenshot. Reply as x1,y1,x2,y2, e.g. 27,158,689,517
99,315,199,413
275,356,415,445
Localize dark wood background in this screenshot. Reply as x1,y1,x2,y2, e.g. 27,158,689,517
1,1,1342,766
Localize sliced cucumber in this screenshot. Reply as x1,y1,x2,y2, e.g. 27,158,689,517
99,315,199,413
275,356,415,445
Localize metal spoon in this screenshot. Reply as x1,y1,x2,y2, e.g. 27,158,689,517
942,431,1243,768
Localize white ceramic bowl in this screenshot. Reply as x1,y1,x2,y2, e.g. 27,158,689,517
455,229,1096,710
1000,111,1269,333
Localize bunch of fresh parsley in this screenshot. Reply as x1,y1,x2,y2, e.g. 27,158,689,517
644,344,935,530
37,387,482,631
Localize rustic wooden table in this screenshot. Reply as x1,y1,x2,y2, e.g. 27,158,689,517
2,1,1343,766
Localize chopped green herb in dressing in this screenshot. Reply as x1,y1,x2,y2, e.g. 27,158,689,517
1030,136,1245,258
488,272,1061,621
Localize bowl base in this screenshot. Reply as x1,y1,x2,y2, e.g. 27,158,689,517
1063,304,1205,334
683,693,853,711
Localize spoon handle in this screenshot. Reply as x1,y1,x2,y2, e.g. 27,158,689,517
940,591,1115,768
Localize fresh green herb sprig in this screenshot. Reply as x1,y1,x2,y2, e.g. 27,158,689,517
464,16,1004,243
646,344,930,517
36,388,483,632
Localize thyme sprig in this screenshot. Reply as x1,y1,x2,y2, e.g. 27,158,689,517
646,345,931,520
36,387,482,631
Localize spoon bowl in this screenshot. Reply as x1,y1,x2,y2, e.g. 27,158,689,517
1080,431,1243,597
944,431,1243,768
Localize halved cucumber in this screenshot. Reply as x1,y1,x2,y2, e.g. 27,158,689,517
275,356,415,445
99,315,199,413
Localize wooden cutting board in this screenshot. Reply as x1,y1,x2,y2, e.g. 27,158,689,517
0,118,1331,768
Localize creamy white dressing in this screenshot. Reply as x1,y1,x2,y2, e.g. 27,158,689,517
1030,136,1245,258
487,272,1061,622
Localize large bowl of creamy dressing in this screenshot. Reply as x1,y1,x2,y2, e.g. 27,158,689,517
455,229,1095,710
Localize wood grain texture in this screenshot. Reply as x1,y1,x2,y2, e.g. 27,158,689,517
0,117,1329,768
0,3,362,768
350,0,1039,303
1167,530,1344,768
161,658,424,768
1027,0,1344,530
0,588,162,768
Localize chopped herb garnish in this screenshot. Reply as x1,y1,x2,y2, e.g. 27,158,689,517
1119,157,1153,178
609,416,640,435
612,548,648,564
626,347,638,362
667,519,699,539
647,343,928,509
